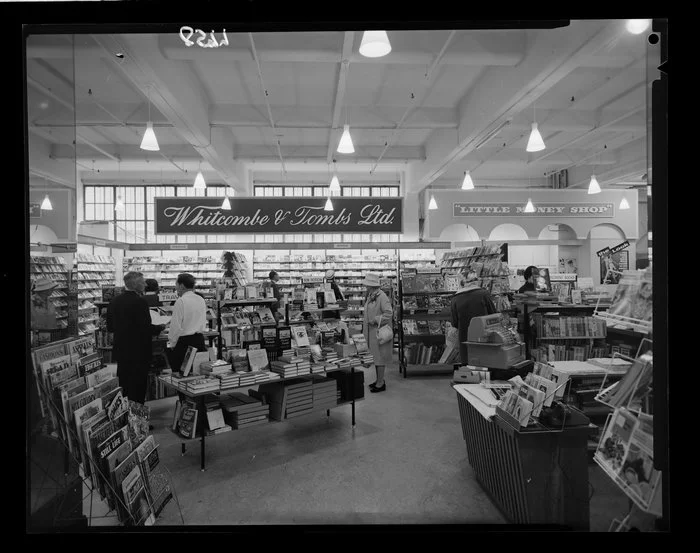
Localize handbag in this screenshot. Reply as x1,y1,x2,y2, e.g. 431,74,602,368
376,324,394,345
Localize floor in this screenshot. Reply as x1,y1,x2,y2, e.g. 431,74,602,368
144,364,630,528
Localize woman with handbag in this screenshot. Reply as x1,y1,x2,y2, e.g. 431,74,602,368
362,273,393,393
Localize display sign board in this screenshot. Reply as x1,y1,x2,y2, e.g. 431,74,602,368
158,291,179,303
30,203,41,218
155,197,403,234
596,247,612,258
549,273,578,282
609,240,630,254
453,202,615,217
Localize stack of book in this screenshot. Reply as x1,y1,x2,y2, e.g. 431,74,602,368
228,349,249,372
293,345,311,359
349,357,362,369
296,358,312,375
221,393,270,429
311,363,326,374
185,377,220,394
334,343,357,358
236,371,258,387
258,379,313,421
322,347,339,363
264,371,281,380
249,370,272,383
270,359,299,378
199,360,232,376
281,348,294,358
306,375,338,410
215,371,241,390
358,353,374,366
334,358,352,370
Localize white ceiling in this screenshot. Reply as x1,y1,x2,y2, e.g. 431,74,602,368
26,21,652,193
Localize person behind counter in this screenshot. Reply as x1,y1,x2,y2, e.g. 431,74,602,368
268,270,283,319
450,268,497,366
167,273,208,371
324,269,344,302
517,266,538,293
143,278,161,307
30,278,59,331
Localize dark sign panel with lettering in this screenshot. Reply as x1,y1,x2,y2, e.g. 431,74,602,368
155,197,403,234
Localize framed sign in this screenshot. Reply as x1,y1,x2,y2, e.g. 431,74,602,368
454,202,615,218
30,203,41,218
600,251,629,284
155,197,403,234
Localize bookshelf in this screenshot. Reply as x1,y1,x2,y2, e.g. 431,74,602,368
31,255,70,329
74,253,116,336
397,265,455,378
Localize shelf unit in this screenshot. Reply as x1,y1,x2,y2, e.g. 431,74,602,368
73,253,116,336
30,255,70,329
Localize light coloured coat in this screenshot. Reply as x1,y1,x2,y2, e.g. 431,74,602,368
363,289,394,365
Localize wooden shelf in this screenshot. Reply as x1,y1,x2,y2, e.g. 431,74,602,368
537,336,606,340
402,334,446,342
402,312,450,320
402,291,454,296
404,363,454,371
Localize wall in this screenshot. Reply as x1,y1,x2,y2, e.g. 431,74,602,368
29,188,77,242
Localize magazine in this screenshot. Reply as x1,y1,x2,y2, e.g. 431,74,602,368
291,325,310,347
596,407,639,475
619,413,660,506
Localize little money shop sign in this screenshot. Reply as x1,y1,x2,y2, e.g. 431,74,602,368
155,197,403,234
453,203,615,217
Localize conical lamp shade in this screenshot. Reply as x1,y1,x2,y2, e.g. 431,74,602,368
114,197,125,212
140,122,160,151
461,171,475,190
526,122,545,152
588,174,601,194
329,174,341,192
428,194,438,210
324,196,334,211
193,170,207,189
619,196,630,210
626,19,650,34
337,124,355,154
221,196,231,210
40,194,53,210
359,30,392,58
524,198,535,213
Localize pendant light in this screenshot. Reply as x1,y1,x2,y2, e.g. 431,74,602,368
194,161,206,189
524,198,535,213
40,194,53,210
140,86,160,151
337,124,355,154
221,187,234,210
619,195,630,210
359,30,392,58
324,195,334,211
588,175,601,194
329,174,340,192
461,170,475,190
526,102,545,152
428,193,438,210
626,19,651,34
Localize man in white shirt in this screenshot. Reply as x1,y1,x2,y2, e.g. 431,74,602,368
167,273,208,372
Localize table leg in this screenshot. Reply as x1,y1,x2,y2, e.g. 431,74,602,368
326,409,330,418
200,433,206,471
181,443,186,456
351,365,356,427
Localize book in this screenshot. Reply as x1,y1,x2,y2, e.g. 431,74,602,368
262,327,278,349
596,407,639,475
247,348,270,371
113,450,142,522
178,406,199,439
206,408,227,430
77,352,104,377
291,325,310,347
619,413,660,506
180,345,198,376
85,365,118,388
40,354,73,389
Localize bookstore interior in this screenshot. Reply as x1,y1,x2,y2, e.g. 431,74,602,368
26,19,668,532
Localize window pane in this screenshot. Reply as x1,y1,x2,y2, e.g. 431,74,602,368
85,187,94,203
126,204,135,219
116,226,125,242
390,188,398,197
85,204,94,219
135,203,145,219
135,187,144,202
147,204,154,220
255,187,263,197
104,187,113,202
303,187,311,196
95,203,104,220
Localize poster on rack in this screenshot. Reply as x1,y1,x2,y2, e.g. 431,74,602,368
155,197,402,234
600,251,629,284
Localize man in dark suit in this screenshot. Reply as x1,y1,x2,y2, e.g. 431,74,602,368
107,271,165,404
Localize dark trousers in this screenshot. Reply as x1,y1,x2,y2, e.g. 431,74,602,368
117,361,150,405
167,333,207,373
459,342,469,366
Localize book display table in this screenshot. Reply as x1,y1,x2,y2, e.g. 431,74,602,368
159,365,360,471
453,384,593,529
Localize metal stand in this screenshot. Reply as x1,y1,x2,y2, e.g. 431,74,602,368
351,365,356,427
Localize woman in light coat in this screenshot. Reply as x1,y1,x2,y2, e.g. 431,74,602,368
362,273,393,393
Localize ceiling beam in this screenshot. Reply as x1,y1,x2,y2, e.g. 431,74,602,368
327,32,355,164
408,21,627,192
90,34,246,193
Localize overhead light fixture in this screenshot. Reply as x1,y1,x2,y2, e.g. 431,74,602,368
526,122,545,152
221,195,231,210
337,124,355,154
114,196,125,212
428,194,438,210
329,174,341,192
626,19,651,34
140,86,160,151
461,171,475,190
619,196,630,210
359,30,392,58
193,161,206,189
40,194,53,211
524,198,535,213
324,196,334,211
588,174,601,194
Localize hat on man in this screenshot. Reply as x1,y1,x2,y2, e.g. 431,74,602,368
32,278,59,293
325,269,335,280
364,273,381,288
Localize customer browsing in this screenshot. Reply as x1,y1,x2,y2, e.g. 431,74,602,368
363,273,393,393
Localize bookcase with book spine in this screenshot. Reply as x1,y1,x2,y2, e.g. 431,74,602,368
123,254,248,293
74,253,116,336
398,266,456,378
31,255,70,328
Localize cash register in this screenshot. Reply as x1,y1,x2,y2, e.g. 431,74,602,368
465,314,525,369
